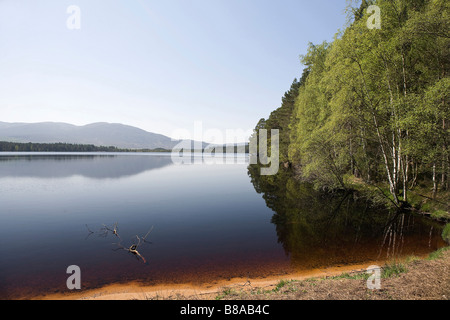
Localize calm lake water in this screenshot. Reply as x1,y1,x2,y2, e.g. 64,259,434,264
0,153,447,299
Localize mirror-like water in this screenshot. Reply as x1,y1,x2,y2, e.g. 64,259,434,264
0,153,446,299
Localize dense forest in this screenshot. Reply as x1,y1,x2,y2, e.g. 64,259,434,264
254,0,449,209
0,141,171,153
0,141,250,154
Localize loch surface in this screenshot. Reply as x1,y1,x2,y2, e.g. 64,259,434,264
0,153,446,299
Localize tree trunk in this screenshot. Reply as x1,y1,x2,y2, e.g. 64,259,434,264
432,163,437,199
442,118,447,190
402,156,408,203
410,160,418,189
402,131,409,202
355,58,399,205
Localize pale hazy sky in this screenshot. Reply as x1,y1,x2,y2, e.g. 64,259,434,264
0,0,349,141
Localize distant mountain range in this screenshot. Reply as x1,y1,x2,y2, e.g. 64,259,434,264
0,121,199,150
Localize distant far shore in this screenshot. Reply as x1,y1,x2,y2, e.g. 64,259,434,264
0,141,171,153
0,141,249,154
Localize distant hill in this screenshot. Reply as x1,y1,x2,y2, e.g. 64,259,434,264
0,121,194,150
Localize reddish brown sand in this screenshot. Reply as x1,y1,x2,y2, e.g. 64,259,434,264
30,263,382,300
28,251,450,300
236,249,450,300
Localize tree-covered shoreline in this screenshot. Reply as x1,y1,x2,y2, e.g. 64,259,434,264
0,141,250,154
254,0,449,215
0,141,171,153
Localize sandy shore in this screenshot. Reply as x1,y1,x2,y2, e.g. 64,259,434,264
30,259,392,300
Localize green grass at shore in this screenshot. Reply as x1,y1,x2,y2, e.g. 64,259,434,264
442,224,450,244
213,246,449,300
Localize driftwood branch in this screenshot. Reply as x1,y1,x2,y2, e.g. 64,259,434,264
86,222,153,264
85,224,94,240
140,226,154,244
100,222,121,239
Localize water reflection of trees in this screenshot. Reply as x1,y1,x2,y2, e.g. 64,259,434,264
248,165,446,269
0,154,173,179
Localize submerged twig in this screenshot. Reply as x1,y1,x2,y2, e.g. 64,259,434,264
140,226,154,244
113,236,148,264
101,222,121,239
85,224,94,240
86,222,153,264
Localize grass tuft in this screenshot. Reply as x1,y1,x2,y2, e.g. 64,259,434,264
215,288,235,300
427,246,450,260
442,223,450,244
381,262,407,278
330,272,370,280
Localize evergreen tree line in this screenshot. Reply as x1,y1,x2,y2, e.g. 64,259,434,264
0,141,123,152
255,0,449,206
0,141,249,153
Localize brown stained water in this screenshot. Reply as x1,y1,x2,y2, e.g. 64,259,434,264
0,153,446,299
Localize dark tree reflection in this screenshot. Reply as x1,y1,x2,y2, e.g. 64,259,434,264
248,165,447,269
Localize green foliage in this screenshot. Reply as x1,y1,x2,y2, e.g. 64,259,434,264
252,73,308,168
333,261,407,280
259,0,449,203
272,280,287,292
215,288,235,300
442,224,450,244
0,141,173,153
431,210,450,220
265,78,304,164
331,272,370,280
382,263,408,278
427,246,450,260
421,202,432,212
0,141,120,152
247,164,441,269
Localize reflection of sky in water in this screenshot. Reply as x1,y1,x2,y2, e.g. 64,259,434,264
0,154,446,298
0,153,173,179
0,154,281,298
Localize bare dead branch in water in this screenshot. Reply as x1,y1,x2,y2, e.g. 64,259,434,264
84,224,94,240
128,241,147,264
140,226,154,244
86,222,154,264
124,227,154,263
85,224,94,234
112,236,148,264
100,222,120,239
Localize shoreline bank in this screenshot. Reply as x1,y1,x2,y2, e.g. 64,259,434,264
24,253,437,300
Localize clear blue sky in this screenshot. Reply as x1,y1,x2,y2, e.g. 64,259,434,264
0,0,351,142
